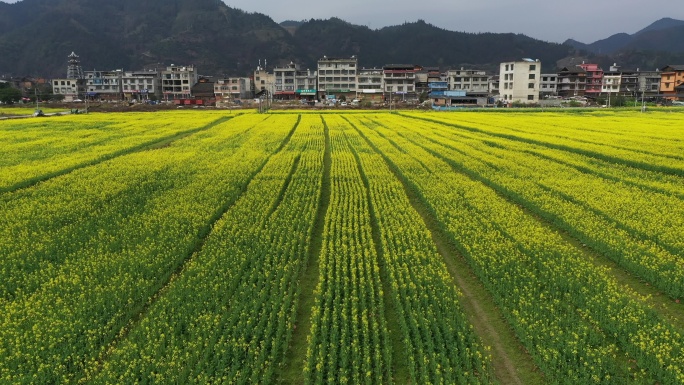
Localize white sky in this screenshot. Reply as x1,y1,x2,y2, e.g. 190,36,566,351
2,0,682,43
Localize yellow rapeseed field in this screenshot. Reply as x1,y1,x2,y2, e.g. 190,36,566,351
0,110,682,384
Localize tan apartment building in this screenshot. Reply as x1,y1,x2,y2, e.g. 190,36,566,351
253,66,275,97
215,77,250,104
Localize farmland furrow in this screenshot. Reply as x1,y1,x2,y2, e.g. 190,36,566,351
279,115,331,384
447,112,684,158
361,116,684,384
0,115,264,304
348,115,544,385
84,115,303,380
0,114,298,384
343,123,412,384
396,114,684,199
341,115,496,384
390,121,684,328
304,116,392,385
402,114,684,177
381,115,684,299
0,114,236,194
91,114,325,384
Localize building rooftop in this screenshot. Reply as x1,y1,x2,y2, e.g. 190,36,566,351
661,65,684,71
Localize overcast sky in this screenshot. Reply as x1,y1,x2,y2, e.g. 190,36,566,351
2,0,682,43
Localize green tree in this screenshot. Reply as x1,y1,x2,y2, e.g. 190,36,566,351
0,85,22,104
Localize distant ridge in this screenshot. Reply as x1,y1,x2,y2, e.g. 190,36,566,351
0,0,681,78
280,20,304,35
563,18,684,54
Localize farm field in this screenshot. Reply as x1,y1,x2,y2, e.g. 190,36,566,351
0,110,683,384
0,107,68,116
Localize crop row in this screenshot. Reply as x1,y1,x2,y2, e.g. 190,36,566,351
352,114,683,384
383,115,684,299
304,116,392,385
0,111,228,192
338,115,492,384
405,112,684,176
91,115,325,383
0,114,296,383
432,111,684,157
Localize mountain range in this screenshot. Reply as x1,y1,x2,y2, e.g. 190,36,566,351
565,18,684,55
0,0,683,78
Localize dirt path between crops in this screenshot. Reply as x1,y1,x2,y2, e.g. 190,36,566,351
278,115,331,384
346,115,545,385
409,196,536,385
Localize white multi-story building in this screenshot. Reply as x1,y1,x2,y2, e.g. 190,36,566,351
540,73,558,98
383,64,417,100
602,64,622,98
489,75,500,96
82,69,159,101
317,56,358,100
446,68,489,96
273,62,317,100
499,59,541,104
83,70,121,100
51,78,82,102
122,70,159,101
160,65,198,100
357,68,384,102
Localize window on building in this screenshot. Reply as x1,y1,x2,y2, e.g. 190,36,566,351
505,64,509,71
528,83,535,89
511,64,514,70
529,74,535,80
528,95,534,100
530,65,536,71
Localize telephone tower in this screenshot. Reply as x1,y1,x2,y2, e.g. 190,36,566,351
66,51,84,79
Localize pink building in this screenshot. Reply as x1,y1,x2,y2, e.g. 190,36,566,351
578,63,603,96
